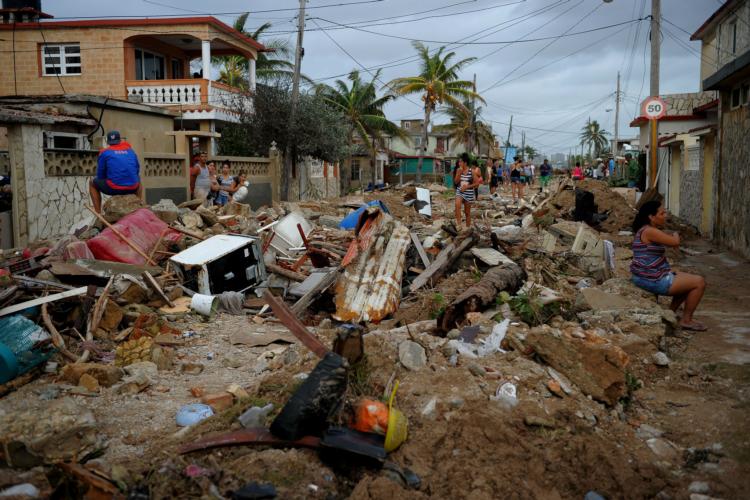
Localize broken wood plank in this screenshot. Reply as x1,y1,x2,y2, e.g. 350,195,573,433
80,277,113,364
409,230,479,293
85,205,157,266
142,271,175,308
169,224,206,241
266,263,308,282
0,366,42,398
437,262,525,333
0,286,88,317
12,275,77,291
410,231,431,268
291,268,340,315
41,303,78,362
263,290,329,359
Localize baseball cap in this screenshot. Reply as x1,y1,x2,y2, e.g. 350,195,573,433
107,130,121,145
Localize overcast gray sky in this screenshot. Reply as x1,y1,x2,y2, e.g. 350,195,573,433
44,0,720,156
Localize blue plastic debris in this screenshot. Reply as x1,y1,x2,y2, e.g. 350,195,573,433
0,315,55,384
339,200,390,230
176,403,215,427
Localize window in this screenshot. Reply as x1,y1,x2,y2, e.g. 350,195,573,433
741,83,750,106
731,22,737,55
41,43,81,76
171,58,183,79
413,136,423,147
403,121,410,129
730,87,742,109
686,146,699,172
44,132,89,150
351,159,360,180
135,48,165,80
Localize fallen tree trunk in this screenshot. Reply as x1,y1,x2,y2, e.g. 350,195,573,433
437,260,525,333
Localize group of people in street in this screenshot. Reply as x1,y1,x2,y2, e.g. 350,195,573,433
570,153,642,188
189,152,250,206
454,154,555,228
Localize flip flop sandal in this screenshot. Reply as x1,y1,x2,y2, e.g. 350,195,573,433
681,322,707,332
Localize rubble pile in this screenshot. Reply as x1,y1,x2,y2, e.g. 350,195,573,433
0,178,739,499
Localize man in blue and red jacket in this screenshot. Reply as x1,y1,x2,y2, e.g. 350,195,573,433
89,130,142,213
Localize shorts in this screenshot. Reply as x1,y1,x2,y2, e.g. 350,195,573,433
490,176,498,187
92,178,139,196
511,177,522,184
540,175,551,187
632,272,674,295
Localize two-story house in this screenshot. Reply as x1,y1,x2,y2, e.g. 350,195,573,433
0,0,265,155
690,0,750,258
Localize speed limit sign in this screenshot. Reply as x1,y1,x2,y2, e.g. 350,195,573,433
642,96,666,120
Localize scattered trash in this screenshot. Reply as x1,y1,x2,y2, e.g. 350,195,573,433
491,382,518,409
176,403,215,427
238,403,275,429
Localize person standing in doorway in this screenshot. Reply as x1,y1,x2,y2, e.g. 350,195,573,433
454,153,481,228
89,130,141,213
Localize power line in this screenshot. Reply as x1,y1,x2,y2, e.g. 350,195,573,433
315,16,645,45
485,22,635,91
310,0,570,82
47,1,387,20
482,0,592,91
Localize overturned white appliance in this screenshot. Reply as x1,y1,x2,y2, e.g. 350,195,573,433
170,234,266,295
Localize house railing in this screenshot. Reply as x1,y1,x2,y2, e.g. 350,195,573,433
126,79,207,106
44,149,98,176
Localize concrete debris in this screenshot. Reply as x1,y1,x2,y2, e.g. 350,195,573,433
398,340,427,371
0,398,102,467
526,328,629,406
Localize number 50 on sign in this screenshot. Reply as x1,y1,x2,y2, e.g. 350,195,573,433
642,96,666,120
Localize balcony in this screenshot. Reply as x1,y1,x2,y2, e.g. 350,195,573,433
125,79,252,121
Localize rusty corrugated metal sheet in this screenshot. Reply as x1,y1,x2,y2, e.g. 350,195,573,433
334,210,410,323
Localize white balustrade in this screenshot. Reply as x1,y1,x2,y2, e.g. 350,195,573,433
127,83,203,105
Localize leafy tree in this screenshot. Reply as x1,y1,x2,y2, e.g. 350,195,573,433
317,70,406,189
579,118,609,159
387,42,481,182
523,145,538,160
218,83,349,167
433,99,495,155
214,13,309,89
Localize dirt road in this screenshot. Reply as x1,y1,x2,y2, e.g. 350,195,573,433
635,238,750,498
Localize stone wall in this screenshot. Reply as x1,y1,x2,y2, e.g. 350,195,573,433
663,92,717,116
288,158,340,201
716,99,750,258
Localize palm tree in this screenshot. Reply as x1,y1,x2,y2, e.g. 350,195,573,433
387,42,482,182
317,70,406,189
433,99,495,155
579,118,609,159
214,13,305,89
523,145,538,160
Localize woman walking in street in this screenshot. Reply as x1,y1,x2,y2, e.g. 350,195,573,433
454,153,482,228
510,157,523,202
631,201,707,331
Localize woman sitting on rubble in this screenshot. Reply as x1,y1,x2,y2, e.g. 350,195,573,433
631,200,707,331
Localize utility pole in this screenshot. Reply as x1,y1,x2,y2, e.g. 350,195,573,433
613,71,620,157
505,115,513,161
649,0,660,188
521,131,526,160
472,73,478,155
282,0,306,201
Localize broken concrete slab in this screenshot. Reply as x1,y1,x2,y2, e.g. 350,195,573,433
229,330,297,347
103,194,145,223
399,340,427,371
0,398,103,467
151,199,179,224
526,328,629,406
576,288,633,311
60,363,123,387
470,248,514,267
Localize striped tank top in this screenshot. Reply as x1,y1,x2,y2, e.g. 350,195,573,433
456,170,475,202
630,226,671,280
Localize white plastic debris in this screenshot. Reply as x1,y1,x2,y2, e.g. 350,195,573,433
491,382,518,409
477,319,509,357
